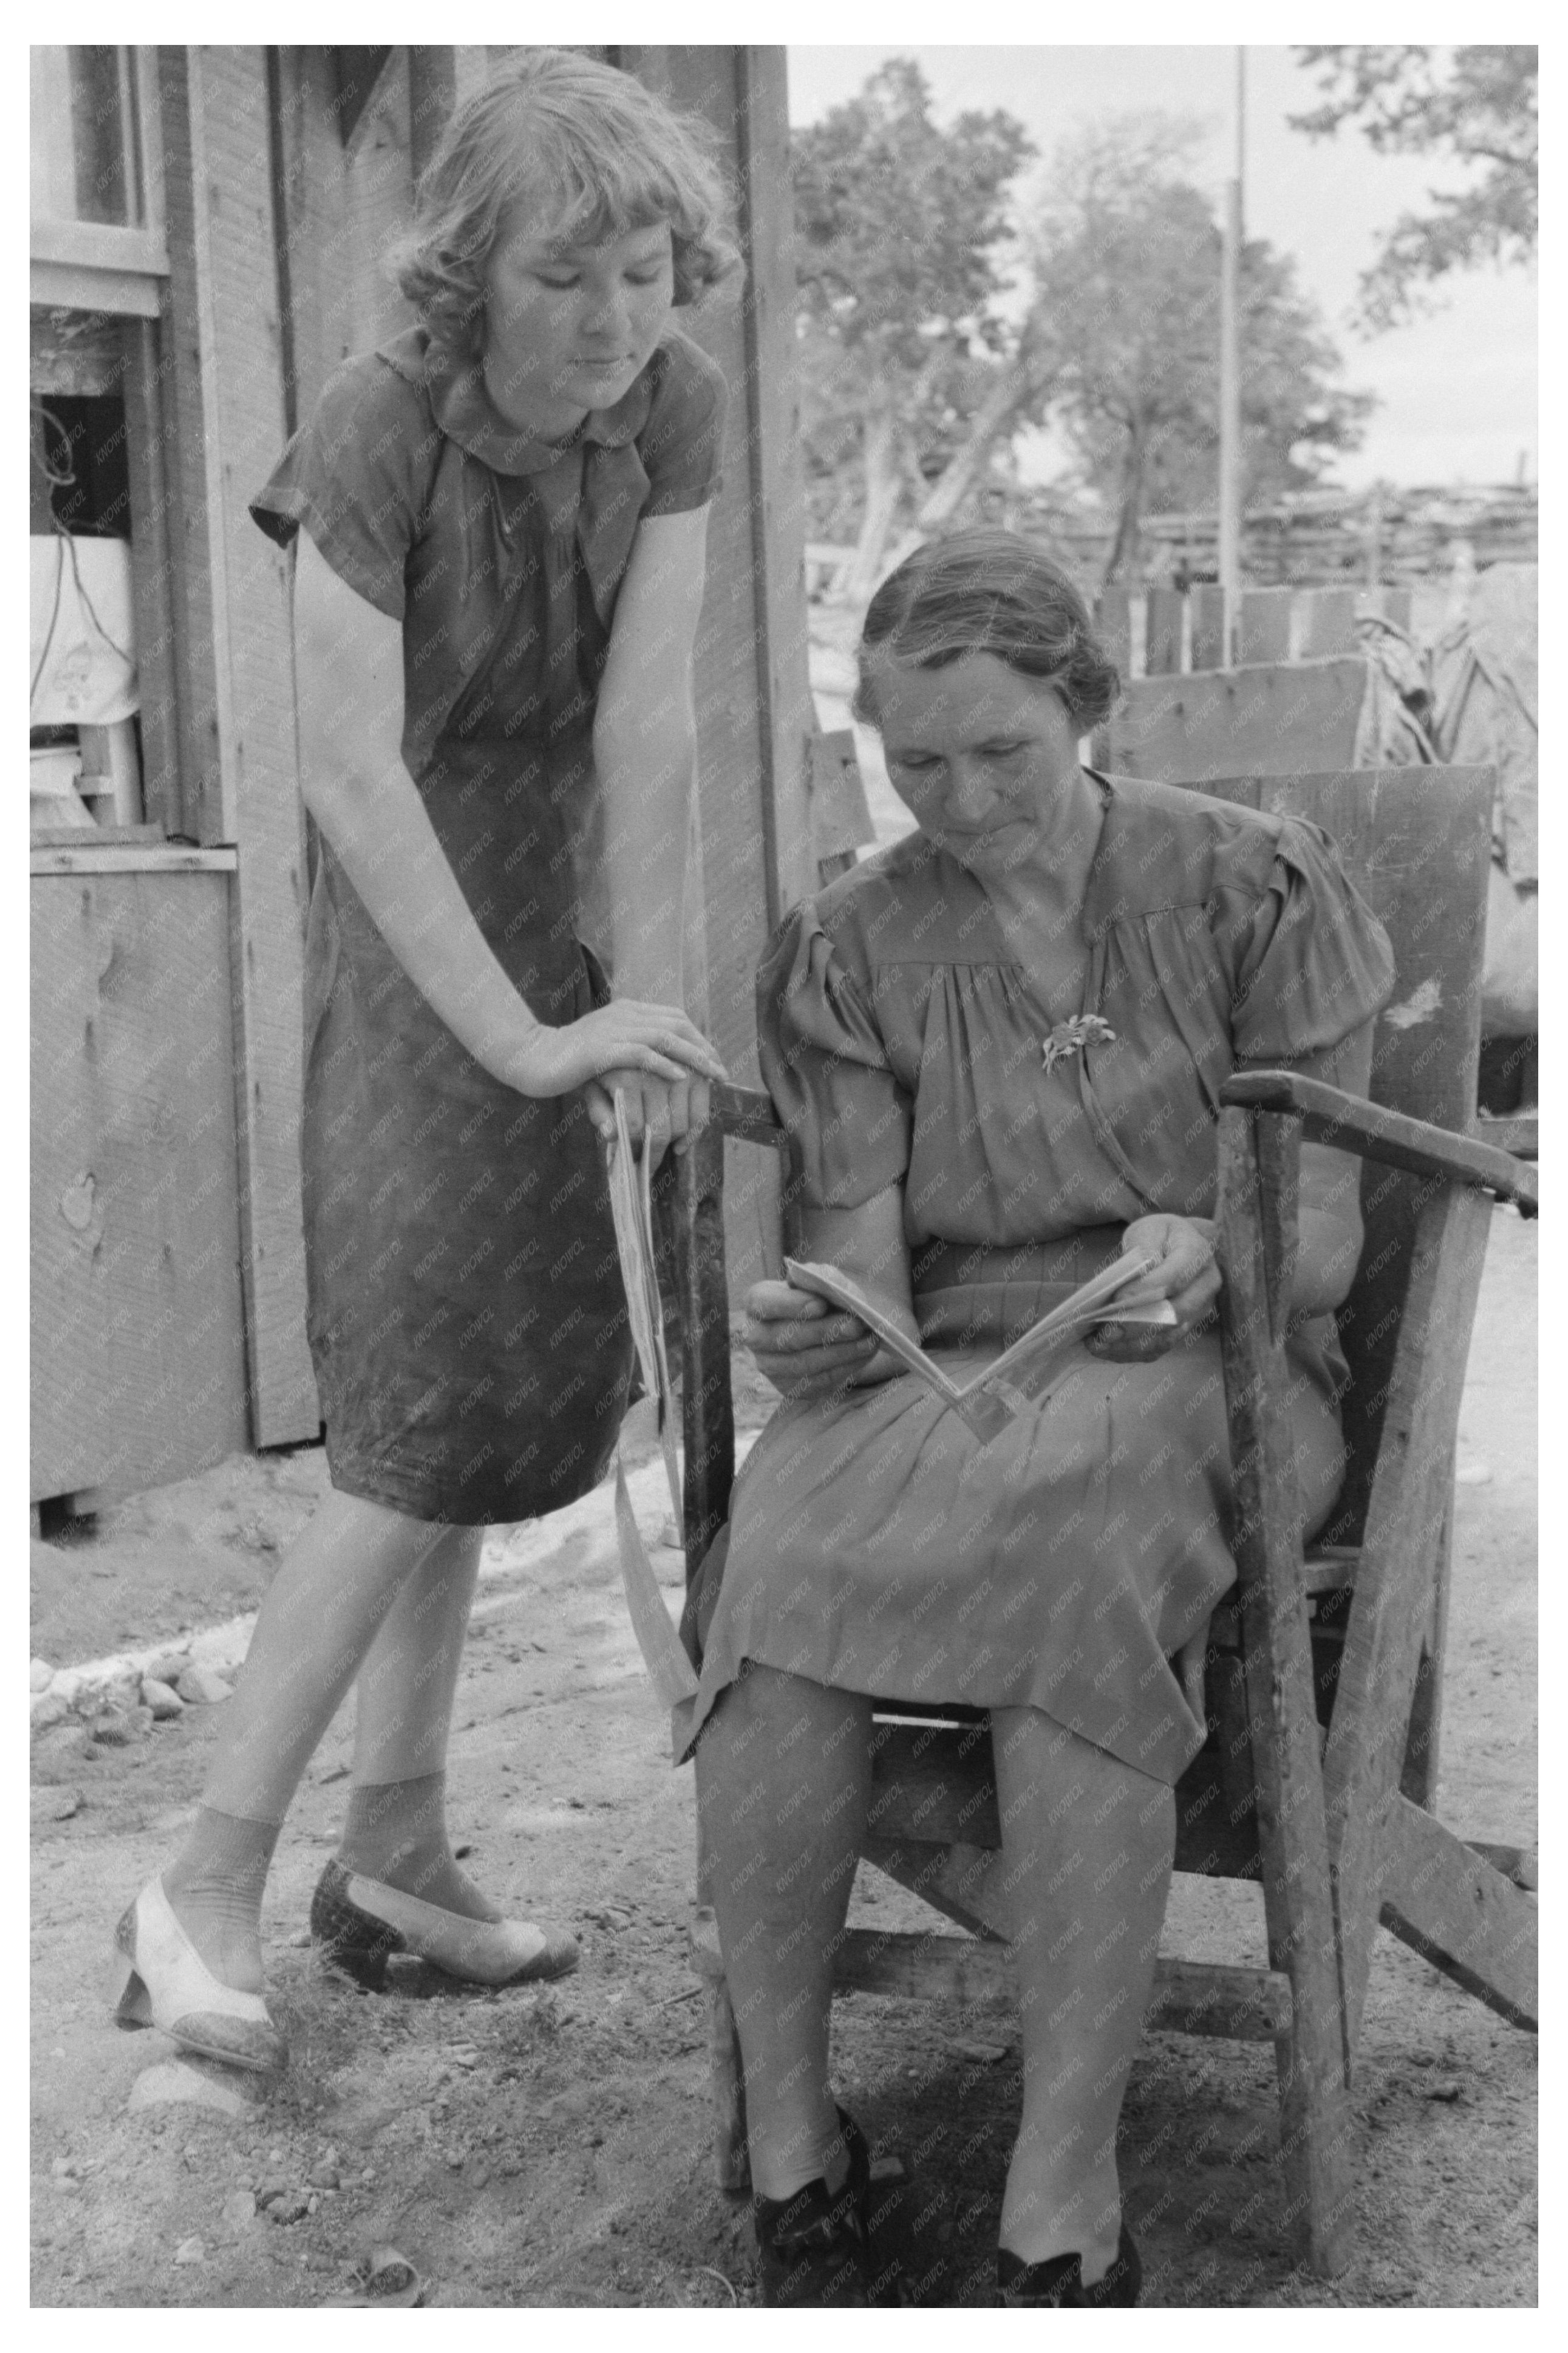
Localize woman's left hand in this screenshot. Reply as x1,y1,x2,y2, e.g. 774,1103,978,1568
1086,1214,1221,1362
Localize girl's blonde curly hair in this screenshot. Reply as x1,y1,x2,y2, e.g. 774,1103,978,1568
390,49,740,363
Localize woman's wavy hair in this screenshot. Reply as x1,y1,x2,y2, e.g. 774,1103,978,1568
390,49,740,363
854,530,1120,733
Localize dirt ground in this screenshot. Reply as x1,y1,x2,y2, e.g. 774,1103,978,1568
30,1209,1536,2309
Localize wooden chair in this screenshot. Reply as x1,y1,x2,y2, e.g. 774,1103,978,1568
667,766,1538,2278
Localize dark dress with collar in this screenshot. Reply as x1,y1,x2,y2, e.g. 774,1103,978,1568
251,323,726,1524
677,775,1396,1783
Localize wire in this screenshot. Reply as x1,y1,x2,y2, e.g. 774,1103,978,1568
30,398,135,714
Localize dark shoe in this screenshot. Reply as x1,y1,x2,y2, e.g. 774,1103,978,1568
997,2222,1141,2307
310,1860,578,1992
754,2108,874,2308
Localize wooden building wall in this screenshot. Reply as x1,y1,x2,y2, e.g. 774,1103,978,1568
33,43,810,1501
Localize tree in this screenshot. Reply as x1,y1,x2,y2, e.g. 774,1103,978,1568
1290,47,1538,330
1020,121,1372,584
790,59,1033,597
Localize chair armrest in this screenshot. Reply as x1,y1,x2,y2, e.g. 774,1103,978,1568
711,1081,789,1150
1220,1070,1538,1217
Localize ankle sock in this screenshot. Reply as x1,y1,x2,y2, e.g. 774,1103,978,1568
338,1772,500,1923
162,1808,283,1993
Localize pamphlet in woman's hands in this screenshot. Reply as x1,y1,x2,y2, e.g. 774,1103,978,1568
783,1254,1177,1442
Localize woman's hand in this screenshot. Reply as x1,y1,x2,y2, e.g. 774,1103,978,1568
1086,1214,1221,1362
496,1000,724,1108
582,1066,713,1157
743,1280,880,1402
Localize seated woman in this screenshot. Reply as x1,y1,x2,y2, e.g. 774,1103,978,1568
682,532,1395,2307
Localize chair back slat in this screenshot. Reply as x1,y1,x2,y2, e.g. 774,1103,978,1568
1179,767,1495,1542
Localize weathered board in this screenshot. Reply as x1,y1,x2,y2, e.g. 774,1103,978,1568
1102,658,1365,782
1177,767,1493,1548
32,868,250,1501
174,50,318,1449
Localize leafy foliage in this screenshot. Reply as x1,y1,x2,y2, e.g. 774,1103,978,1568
790,60,1033,588
789,70,1371,589
1290,46,1538,329
1028,121,1372,579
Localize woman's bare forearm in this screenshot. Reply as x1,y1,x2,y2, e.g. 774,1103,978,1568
596,705,694,1005
304,759,547,1091
800,1186,918,1379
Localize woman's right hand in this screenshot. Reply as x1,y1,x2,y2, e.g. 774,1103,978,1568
743,1280,880,1401
496,1000,726,1107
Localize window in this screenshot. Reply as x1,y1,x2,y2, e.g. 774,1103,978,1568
31,48,172,842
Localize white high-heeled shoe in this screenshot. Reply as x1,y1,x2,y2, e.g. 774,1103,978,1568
110,1877,287,2075
311,1860,579,1989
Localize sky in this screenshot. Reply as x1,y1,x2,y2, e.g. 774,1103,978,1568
785,43,1538,491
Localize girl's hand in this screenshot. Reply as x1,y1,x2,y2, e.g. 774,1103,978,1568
1086,1214,1220,1362
583,1067,712,1158
496,1000,725,1108
743,1280,879,1401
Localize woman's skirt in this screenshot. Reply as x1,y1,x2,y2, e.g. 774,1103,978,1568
678,1234,1349,1785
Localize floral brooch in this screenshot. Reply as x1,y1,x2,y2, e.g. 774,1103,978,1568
1041,1013,1118,1076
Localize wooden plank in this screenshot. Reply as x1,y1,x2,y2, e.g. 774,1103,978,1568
1379,1794,1536,2030
30,257,164,316
154,46,226,844
31,871,250,1501
1144,586,1182,675
861,1835,1007,1942
1192,767,1499,1552
29,216,169,275
1187,583,1225,672
615,47,807,1297
32,846,237,876
120,315,185,836
1238,586,1293,664
865,1718,1001,1849
180,47,317,1447
676,1127,736,1582
833,1925,1014,2010
1221,1073,1537,1213
810,729,876,864
1145,1960,1293,2041
1095,586,1135,681
1105,659,1365,782
1474,1111,1537,1160
1292,587,1358,660
734,46,817,923
713,1081,788,1148
1321,1184,1494,2053
1216,1102,1355,2273
686,1910,751,2190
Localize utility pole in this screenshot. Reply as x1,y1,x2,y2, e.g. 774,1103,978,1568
1218,46,1244,666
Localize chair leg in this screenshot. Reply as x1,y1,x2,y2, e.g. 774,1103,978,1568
1269,1939,1357,2276
1219,1105,1356,2275
706,1972,750,2193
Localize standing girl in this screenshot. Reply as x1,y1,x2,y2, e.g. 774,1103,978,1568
112,50,734,2071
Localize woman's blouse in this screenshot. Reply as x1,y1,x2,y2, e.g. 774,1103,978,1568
757,772,1397,1246
250,320,727,779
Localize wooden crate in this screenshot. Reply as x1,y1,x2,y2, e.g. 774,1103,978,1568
31,850,254,1502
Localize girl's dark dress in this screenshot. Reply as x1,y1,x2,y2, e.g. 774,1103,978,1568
251,322,726,1525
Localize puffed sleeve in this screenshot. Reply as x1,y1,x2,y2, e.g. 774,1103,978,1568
756,903,913,1211
250,353,429,620
1225,818,1397,1059
638,331,728,516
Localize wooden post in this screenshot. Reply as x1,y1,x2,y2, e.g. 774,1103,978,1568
1320,1182,1494,2054
1216,1104,1355,2275
159,46,317,1447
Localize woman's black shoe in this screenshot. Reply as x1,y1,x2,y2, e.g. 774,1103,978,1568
997,2221,1141,2307
753,2109,873,2307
